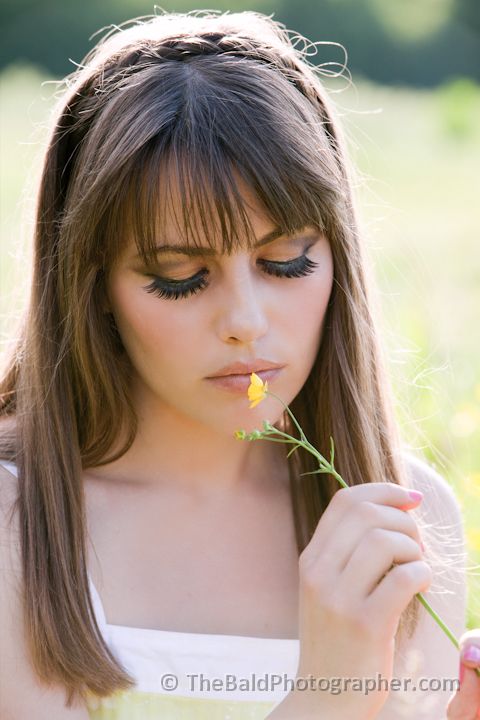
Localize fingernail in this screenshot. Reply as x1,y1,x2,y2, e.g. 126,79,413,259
408,490,423,502
462,645,480,664
420,540,425,552
459,661,465,686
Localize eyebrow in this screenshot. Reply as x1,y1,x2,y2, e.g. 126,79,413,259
138,227,288,258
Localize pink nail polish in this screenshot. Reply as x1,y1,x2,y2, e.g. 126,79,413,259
408,490,423,502
462,645,480,663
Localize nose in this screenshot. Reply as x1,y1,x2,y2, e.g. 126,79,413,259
216,262,269,345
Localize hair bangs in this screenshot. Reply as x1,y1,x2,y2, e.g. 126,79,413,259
121,142,259,267
112,59,334,266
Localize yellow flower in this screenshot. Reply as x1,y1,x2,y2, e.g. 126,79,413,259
248,372,268,409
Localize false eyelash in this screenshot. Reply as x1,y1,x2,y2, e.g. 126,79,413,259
258,255,318,279
143,254,319,301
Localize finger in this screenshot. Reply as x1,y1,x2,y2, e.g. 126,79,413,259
319,502,424,574
365,559,432,633
339,529,424,600
446,663,480,719
305,482,423,554
459,631,480,670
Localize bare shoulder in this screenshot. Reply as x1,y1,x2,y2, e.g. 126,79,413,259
0,463,89,719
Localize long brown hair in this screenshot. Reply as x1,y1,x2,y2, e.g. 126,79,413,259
0,9,422,707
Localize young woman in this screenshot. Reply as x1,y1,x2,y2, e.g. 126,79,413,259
0,10,479,720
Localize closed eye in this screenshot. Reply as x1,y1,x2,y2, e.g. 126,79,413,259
142,252,319,301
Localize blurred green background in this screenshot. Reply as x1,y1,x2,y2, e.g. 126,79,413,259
1,0,479,631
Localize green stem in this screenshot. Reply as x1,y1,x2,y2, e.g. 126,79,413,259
416,594,480,677
271,427,349,489
261,427,303,443
260,390,348,489
252,436,301,446
302,443,349,489
266,390,307,442
245,389,477,672
416,593,459,649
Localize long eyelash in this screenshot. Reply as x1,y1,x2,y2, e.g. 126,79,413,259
143,272,209,300
259,255,318,279
143,254,319,300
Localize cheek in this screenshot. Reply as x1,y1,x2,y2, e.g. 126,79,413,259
281,259,333,342
110,281,197,372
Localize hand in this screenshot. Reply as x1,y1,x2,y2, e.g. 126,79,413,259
447,630,480,719
273,482,431,720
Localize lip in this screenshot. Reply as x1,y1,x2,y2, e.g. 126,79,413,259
205,368,283,394
207,359,285,378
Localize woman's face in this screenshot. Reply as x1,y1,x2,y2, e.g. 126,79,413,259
106,182,334,437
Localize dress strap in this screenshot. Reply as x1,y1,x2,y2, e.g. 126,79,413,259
0,460,18,477
88,574,109,638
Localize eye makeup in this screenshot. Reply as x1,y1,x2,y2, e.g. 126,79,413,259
141,241,320,301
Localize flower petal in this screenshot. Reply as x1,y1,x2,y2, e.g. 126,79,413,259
250,372,264,387
247,373,268,408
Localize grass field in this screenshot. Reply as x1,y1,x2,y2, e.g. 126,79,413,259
1,63,479,631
